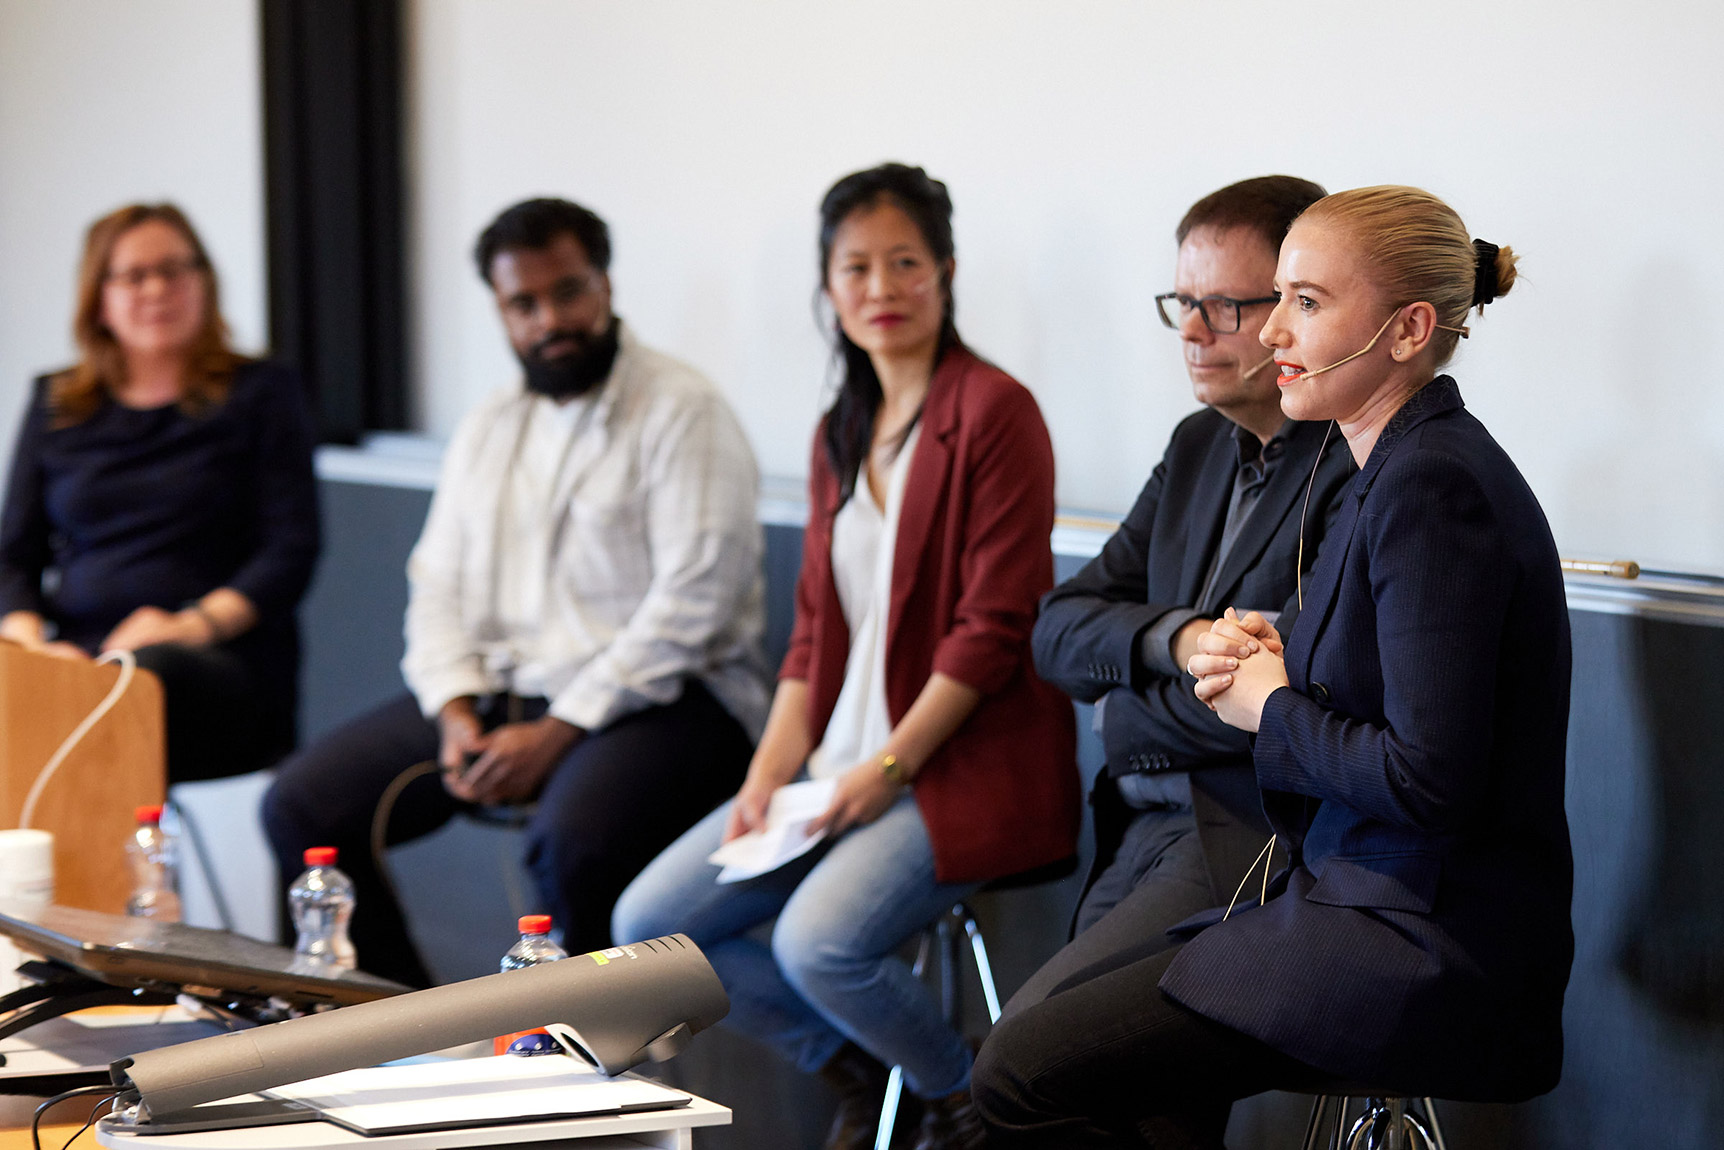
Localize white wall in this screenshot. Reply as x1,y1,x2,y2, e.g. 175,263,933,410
0,0,267,457
405,0,1724,573
5,0,1721,572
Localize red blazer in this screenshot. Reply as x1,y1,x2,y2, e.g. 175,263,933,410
781,347,1079,883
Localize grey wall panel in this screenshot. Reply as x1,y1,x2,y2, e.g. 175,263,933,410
1528,609,1724,1147
299,479,428,741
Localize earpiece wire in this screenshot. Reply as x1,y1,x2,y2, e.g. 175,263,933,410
1295,421,1338,610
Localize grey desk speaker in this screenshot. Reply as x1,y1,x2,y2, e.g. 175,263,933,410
112,934,728,1119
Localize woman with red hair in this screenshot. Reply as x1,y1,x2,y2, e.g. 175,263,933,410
0,204,319,783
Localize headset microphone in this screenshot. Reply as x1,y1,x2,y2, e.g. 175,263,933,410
1241,354,1278,380
1285,311,1399,381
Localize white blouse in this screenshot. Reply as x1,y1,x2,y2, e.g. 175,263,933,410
806,424,922,780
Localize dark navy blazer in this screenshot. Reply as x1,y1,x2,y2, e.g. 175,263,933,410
1033,408,1355,776
1033,409,1354,896
0,360,320,711
1160,377,1574,1102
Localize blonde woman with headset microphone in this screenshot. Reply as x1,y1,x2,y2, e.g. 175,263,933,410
973,187,1572,1149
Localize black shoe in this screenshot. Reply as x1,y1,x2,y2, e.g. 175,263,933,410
912,1087,987,1150
818,1041,890,1150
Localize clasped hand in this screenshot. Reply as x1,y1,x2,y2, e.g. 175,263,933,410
1187,608,1289,734
439,702,582,806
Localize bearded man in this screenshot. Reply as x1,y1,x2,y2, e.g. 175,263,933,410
264,198,766,987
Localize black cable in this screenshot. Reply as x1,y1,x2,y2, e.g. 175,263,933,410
59,1094,116,1150
369,760,442,920
31,1085,116,1150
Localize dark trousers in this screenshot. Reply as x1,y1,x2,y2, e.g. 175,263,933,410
1003,797,1214,1017
261,679,752,988
134,643,295,785
973,943,1327,1149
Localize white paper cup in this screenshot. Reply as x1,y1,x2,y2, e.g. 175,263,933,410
0,827,54,994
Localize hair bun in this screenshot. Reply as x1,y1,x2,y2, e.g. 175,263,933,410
1471,239,1519,308
1471,240,1501,307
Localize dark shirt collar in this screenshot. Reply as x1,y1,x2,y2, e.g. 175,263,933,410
1359,375,1465,488
1230,418,1295,469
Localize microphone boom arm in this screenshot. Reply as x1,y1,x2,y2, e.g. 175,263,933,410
112,935,727,1119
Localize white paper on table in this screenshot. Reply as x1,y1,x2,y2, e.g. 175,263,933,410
265,1053,689,1135
706,777,838,883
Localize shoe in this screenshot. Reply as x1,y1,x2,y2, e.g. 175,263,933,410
818,1041,890,1150
911,1087,987,1150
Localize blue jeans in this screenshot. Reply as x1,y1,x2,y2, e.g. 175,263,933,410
613,792,980,1098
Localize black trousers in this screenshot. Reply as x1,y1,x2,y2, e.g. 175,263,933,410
133,643,295,785
261,679,751,987
972,942,1328,1149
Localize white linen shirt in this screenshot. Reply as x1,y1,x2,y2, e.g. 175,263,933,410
806,425,920,778
401,325,769,737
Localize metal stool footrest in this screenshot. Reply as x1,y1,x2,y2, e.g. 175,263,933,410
1302,1094,1448,1150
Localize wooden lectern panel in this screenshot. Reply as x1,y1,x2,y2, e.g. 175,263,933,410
0,643,165,914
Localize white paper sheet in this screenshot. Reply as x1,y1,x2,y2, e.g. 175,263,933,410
265,1053,689,1135
706,777,837,883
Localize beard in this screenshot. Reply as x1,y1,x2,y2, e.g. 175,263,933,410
520,318,621,400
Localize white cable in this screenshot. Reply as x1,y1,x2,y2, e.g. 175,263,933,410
1222,833,1278,922
18,648,137,829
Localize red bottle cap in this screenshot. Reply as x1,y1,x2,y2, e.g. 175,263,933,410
134,805,164,824
303,847,338,867
518,915,553,934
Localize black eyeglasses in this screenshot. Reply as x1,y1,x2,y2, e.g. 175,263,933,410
1155,292,1279,335
105,257,205,291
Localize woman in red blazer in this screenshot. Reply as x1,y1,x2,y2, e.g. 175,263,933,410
614,163,1077,1150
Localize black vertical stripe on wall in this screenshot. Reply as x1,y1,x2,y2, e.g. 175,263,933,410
262,0,406,442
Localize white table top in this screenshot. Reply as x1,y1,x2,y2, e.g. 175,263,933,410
95,1095,731,1150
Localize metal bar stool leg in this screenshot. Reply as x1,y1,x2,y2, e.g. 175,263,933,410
1385,1097,1407,1150
1300,1094,1330,1150
1345,1102,1373,1150
1420,1098,1448,1150
938,913,960,1028
875,930,933,1150
958,905,1003,1024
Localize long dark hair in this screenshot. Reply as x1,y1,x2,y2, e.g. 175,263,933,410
817,163,961,507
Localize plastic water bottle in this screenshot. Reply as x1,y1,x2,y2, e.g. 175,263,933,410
501,915,567,971
289,847,357,970
125,805,182,921
496,915,567,1052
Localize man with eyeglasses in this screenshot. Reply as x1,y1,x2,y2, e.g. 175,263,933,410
995,177,1355,1032
264,198,767,988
